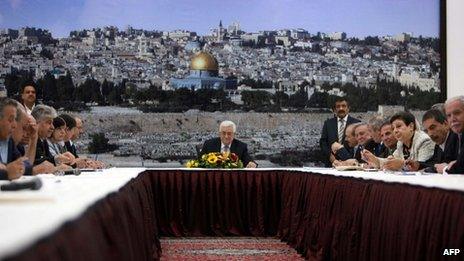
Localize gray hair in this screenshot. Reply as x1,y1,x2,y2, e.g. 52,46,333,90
219,120,236,132
444,96,464,109
431,103,445,113
368,115,386,131
352,122,369,133
0,97,18,119
31,104,57,122
9,100,26,122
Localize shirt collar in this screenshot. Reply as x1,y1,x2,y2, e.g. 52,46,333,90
338,115,348,122
24,103,35,114
439,131,451,151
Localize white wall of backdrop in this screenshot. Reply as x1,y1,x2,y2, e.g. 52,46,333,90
447,0,464,98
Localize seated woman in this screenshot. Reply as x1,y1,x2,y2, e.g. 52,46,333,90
362,111,435,171
47,117,76,166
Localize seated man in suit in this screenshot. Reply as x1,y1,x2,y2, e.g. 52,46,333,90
9,101,38,175
199,120,257,168
319,97,361,166
368,115,390,157
62,115,104,169
406,109,458,172
332,123,377,167
379,122,397,158
437,96,464,174
59,114,78,157
31,105,72,173
0,98,26,180
331,123,358,161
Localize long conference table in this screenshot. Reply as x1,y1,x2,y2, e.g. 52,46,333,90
0,168,463,261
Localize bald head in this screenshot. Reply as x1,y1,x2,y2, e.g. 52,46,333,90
344,124,358,147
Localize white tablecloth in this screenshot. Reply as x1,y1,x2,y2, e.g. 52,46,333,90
299,167,464,192
0,168,145,259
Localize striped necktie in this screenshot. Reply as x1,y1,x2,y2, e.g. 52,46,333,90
338,118,345,142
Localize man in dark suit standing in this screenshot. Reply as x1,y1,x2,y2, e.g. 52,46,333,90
20,83,37,115
319,97,361,166
199,120,257,168
437,96,464,174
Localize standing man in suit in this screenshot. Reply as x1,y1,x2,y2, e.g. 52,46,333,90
437,96,464,174
199,120,257,168
20,84,37,115
319,97,361,166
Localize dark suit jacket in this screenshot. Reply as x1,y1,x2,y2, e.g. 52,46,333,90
335,142,355,161
0,169,7,180
35,138,55,166
65,141,79,158
6,138,22,164
373,143,390,158
3,138,33,176
199,137,254,166
354,139,378,163
421,132,459,172
448,132,464,174
320,115,361,166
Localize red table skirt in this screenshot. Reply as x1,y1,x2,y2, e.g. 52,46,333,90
7,169,464,261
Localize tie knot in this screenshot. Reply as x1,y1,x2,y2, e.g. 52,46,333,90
339,118,345,123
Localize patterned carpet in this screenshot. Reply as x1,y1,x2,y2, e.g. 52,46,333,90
160,237,304,260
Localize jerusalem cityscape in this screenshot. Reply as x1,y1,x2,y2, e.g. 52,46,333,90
0,15,442,167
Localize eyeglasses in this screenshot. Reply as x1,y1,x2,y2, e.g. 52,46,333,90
220,131,234,136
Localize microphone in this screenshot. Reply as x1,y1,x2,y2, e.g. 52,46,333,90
63,169,81,175
0,178,43,191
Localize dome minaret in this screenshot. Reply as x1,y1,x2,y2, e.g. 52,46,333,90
217,20,223,42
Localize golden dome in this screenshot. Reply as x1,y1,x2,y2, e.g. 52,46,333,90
190,51,218,71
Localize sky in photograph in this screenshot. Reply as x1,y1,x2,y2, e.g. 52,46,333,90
0,0,440,38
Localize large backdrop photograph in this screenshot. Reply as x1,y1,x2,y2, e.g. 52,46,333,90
0,0,444,167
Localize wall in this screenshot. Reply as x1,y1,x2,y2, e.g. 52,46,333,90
447,0,464,98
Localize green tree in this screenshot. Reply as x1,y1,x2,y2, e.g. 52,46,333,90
88,133,118,153
241,90,271,109
41,72,57,102
56,72,75,102
101,79,114,102
289,90,308,108
273,91,290,108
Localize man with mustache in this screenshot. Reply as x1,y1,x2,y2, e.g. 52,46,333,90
438,96,464,174
320,97,360,166
406,109,458,172
20,84,37,115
